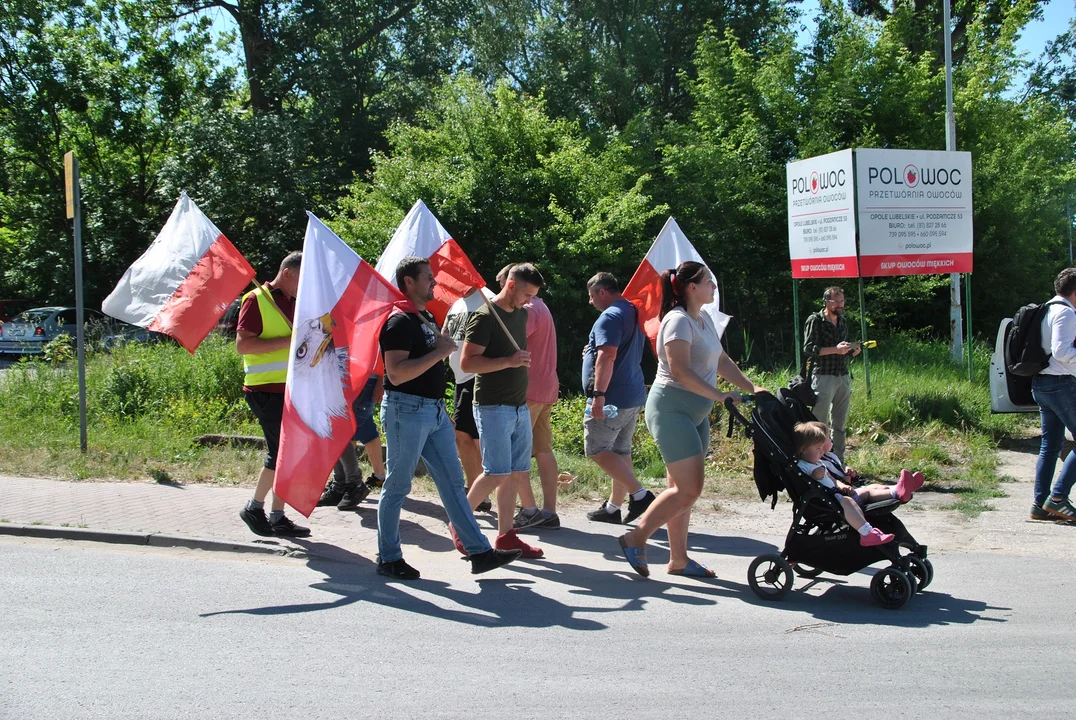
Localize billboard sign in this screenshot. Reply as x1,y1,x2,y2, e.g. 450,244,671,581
855,148,973,276
786,149,859,278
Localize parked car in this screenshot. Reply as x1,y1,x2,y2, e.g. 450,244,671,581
989,317,1037,413
101,323,171,351
989,316,1072,448
215,298,242,337
0,299,43,323
0,307,110,356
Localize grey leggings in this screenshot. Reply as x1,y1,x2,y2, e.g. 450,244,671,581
644,383,715,464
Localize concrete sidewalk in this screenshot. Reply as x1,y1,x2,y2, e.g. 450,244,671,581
0,475,456,560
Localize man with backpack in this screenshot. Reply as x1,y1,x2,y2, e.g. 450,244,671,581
1027,268,1076,522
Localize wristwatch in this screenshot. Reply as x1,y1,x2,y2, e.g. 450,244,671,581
589,390,606,399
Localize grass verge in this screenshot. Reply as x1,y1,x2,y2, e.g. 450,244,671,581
0,334,1032,517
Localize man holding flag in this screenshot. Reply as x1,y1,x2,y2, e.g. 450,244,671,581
377,256,522,579
237,251,312,538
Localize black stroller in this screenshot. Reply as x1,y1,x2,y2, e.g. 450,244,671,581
725,390,933,609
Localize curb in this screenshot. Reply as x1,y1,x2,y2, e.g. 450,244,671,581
0,523,308,558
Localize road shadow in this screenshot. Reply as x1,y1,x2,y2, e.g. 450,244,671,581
199,542,625,630
737,570,1009,628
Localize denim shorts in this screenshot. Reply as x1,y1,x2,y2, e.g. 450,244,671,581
352,375,380,444
474,404,532,475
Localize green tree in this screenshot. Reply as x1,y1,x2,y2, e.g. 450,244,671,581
334,74,666,372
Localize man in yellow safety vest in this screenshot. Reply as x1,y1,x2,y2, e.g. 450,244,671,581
237,251,311,537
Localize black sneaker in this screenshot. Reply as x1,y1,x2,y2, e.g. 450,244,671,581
337,482,371,511
270,515,311,538
469,548,522,575
476,498,493,513
317,482,345,507
625,490,656,525
377,558,420,580
365,474,385,491
239,506,274,537
587,502,622,524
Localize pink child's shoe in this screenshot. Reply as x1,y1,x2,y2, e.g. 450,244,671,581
860,528,895,547
895,469,926,503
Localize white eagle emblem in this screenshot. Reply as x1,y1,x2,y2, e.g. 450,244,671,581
291,313,350,438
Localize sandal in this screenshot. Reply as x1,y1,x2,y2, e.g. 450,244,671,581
618,535,649,578
668,559,716,578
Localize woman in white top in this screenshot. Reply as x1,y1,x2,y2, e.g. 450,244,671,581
618,261,764,578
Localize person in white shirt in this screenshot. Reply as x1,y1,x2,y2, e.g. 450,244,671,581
1030,268,1076,522
444,287,496,512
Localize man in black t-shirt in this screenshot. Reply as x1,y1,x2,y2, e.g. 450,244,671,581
375,256,521,580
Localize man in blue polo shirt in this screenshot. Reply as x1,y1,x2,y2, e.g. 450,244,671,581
582,272,656,525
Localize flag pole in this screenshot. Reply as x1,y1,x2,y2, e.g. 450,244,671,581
251,278,293,330
480,294,522,352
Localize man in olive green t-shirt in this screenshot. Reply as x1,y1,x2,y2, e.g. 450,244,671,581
462,262,546,559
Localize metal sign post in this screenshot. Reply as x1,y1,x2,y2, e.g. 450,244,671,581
792,279,801,373
64,151,88,454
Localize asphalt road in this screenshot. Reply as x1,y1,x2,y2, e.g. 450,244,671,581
1,534,1072,719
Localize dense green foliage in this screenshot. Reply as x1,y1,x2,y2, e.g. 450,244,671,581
2,0,1074,370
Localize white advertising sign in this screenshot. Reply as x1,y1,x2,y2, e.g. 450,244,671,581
786,149,858,278
855,148,973,276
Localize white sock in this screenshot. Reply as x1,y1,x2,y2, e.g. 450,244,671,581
857,523,874,536
630,488,649,501
889,486,899,500
605,502,620,513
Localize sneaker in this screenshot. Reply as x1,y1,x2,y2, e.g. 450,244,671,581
239,506,274,537
475,498,493,513
270,515,312,538
469,548,522,575
895,469,926,503
587,502,622,524
365,474,385,491
337,482,371,512
316,483,345,507
495,529,544,559
513,508,544,530
448,523,467,555
531,510,561,529
377,558,420,580
625,490,656,524
859,528,895,547
1030,503,1055,521
1044,497,1076,522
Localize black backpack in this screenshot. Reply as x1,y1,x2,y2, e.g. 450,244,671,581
1005,300,1066,377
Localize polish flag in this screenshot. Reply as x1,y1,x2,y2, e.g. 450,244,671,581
102,192,255,353
274,213,405,517
374,200,486,325
623,217,732,350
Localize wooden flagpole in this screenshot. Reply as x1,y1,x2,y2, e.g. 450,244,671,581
251,278,293,330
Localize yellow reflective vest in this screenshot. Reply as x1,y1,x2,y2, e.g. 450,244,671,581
241,287,291,387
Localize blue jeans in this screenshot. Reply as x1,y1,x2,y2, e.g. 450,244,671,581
378,391,491,562
1031,374,1076,505
473,404,532,475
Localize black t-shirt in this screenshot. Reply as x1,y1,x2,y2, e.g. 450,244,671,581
379,310,446,399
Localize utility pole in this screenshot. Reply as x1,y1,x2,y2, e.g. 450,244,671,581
944,0,964,364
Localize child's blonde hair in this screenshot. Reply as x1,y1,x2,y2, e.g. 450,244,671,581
793,421,830,457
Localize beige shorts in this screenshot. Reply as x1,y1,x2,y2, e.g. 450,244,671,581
528,401,554,455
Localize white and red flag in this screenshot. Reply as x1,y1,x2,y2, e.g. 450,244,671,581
374,200,486,325
102,192,255,353
623,217,732,350
274,213,405,517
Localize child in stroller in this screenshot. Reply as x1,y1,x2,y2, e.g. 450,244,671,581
793,421,923,547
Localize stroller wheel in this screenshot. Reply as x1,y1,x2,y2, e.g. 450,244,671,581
870,568,913,609
748,554,794,600
789,562,824,579
904,556,932,591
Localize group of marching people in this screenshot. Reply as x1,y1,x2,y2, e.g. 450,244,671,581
236,251,766,579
